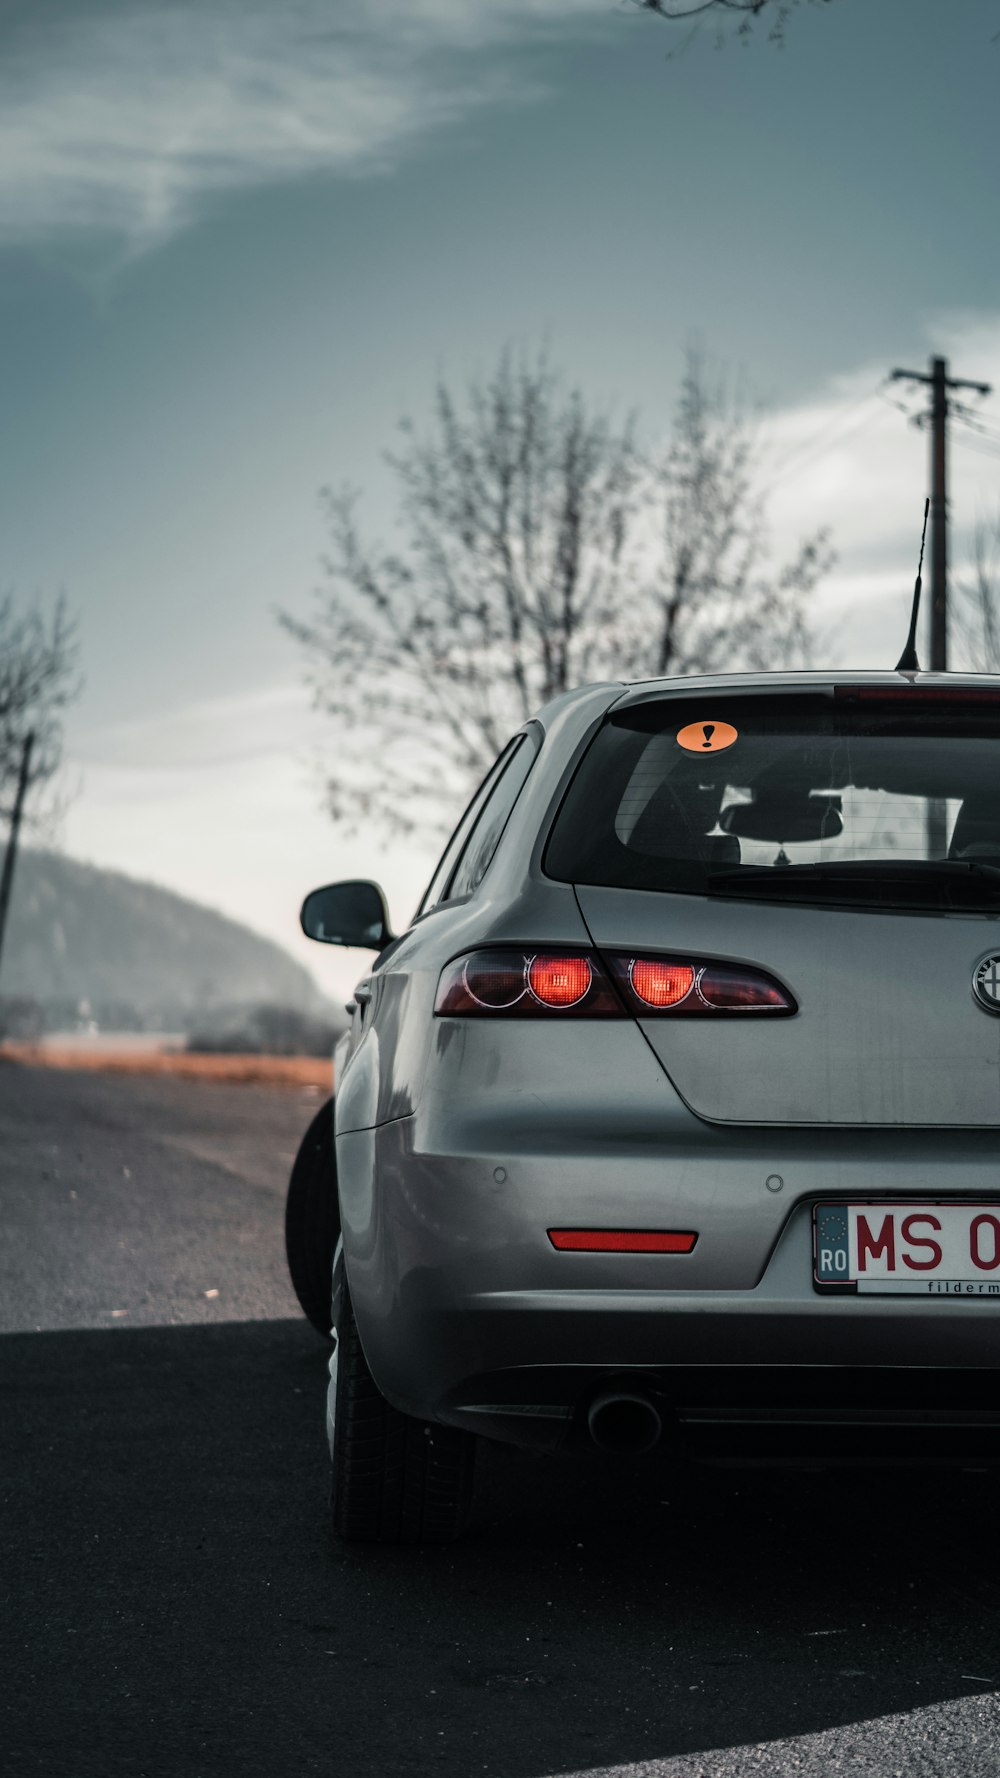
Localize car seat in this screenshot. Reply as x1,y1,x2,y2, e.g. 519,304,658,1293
628,779,740,866
948,797,1000,864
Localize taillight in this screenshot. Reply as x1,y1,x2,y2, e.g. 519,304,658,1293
434,950,620,1017
629,959,695,1008
453,953,526,1010
434,949,795,1016
695,964,789,1010
528,953,593,1008
606,954,792,1015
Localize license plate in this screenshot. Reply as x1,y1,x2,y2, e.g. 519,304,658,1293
813,1202,1000,1296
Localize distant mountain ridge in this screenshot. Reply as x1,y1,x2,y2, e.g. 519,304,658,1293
2,850,333,1032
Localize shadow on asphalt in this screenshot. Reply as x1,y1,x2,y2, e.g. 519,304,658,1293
4,1318,1000,1777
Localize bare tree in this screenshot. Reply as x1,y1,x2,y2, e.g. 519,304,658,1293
613,356,829,682
0,594,79,824
283,349,831,839
631,0,833,47
283,353,641,837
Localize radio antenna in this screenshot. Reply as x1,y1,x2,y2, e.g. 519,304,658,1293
895,497,930,673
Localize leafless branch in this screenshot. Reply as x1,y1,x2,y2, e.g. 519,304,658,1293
0,594,80,825
632,0,832,47
282,348,832,840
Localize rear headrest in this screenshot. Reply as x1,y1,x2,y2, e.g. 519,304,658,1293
949,798,1000,860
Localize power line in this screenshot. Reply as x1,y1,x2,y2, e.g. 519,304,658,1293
762,386,885,495
878,386,924,425
766,383,883,480
952,406,1000,447
951,428,1000,465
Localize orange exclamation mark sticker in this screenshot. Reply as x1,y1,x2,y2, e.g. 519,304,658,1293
676,719,738,755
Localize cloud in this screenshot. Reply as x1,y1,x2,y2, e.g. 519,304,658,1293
0,0,612,252
71,682,314,773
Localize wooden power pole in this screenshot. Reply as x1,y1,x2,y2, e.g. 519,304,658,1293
0,730,35,983
889,356,993,857
889,356,992,670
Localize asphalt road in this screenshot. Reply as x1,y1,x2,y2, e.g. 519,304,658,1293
4,1061,1000,1778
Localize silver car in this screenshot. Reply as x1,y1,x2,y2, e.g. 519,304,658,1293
288,670,1000,1543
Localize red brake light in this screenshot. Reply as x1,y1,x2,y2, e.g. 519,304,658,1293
630,959,694,1008
528,954,592,1008
836,686,1000,703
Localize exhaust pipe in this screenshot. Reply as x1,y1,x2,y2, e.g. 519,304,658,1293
587,1389,662,1455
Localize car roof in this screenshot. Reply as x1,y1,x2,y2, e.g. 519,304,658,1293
611,669,1000,709
530,670,1000,734
608,668,996,711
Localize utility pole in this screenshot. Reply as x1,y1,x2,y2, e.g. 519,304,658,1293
0,730,35,983
890,357,992,857
889,356,992,670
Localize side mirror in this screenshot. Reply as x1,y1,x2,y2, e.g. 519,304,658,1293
300,880,394,950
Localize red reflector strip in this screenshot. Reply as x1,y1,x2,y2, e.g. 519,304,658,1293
835,686,1000,703
548,1229,698,1254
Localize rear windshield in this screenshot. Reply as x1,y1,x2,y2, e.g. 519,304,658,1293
545,688,1000,911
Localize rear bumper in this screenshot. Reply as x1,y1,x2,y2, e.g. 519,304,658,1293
340,1112,1000,1452
388,1214,1000,1450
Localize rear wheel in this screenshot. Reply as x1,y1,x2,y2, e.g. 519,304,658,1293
284,1097,338,1338
330,1281,475,1544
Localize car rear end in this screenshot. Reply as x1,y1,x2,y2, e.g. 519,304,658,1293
355,673,1000,1463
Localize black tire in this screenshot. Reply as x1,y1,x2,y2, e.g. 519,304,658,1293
331,1281,475,1545
284,1097,339,1338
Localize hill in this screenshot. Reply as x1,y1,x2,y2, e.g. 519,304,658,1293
0,850,338,1037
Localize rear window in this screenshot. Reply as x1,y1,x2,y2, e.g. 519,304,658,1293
544,688,1000,912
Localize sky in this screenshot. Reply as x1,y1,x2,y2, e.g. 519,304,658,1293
1,0,999,1002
